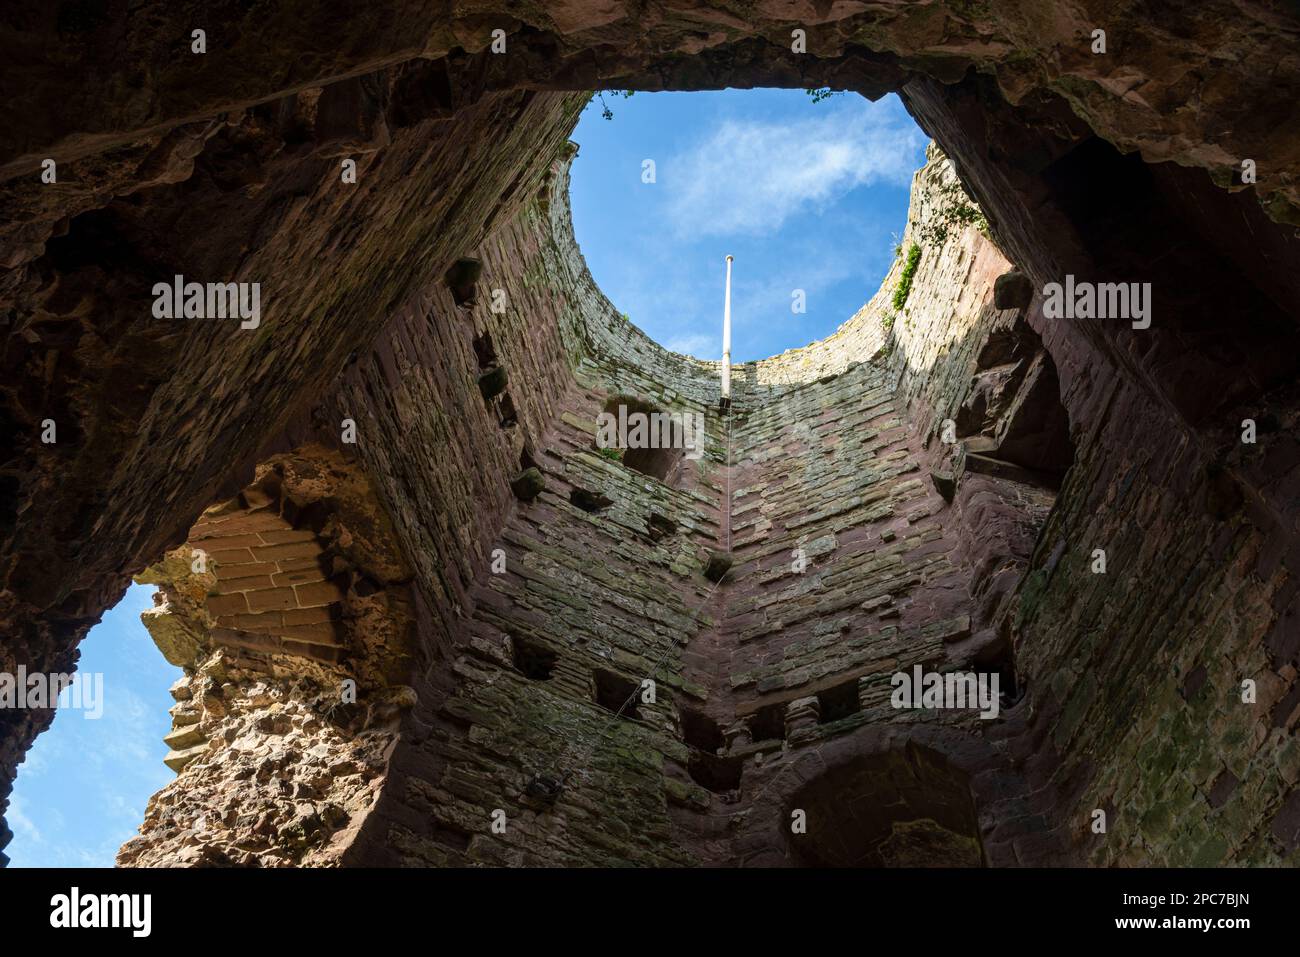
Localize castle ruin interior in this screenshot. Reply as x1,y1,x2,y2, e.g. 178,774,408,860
2,2,1300,876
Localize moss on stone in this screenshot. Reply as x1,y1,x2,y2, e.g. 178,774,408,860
892,243,922,310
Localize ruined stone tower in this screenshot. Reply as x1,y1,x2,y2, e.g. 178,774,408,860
2,3,1299,874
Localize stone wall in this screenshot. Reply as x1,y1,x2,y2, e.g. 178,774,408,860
117,445,419,866
102,114,1300,867
5,4,1300,867
309,121,1299,868
292,140,1069,867
1009,319,1300,866
0,75,587,863
6,3,1298,224
901,74,1300,866
328,152,727,866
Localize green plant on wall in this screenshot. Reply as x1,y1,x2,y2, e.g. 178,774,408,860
918,179,989,245
596,90,635,120
597,446,623,462
881,311,896,331
892,244,922,311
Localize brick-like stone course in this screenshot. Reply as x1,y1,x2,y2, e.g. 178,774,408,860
197,503,343,650
121,447,420,866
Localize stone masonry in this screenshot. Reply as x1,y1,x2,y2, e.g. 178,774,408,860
298,145,1071,867
103,129,1300,867
118,445,419,866
3,4,1299,869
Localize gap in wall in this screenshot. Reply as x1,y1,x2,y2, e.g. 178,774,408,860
5,583,178,867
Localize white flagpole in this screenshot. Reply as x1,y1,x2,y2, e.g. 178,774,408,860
721,255,733,408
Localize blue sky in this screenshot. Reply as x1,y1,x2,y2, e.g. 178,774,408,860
6,583,177,867
570,89,928,362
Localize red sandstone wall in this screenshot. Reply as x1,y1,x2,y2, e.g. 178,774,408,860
327,144,1060,867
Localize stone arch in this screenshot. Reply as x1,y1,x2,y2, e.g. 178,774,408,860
785,742,985,867
598,395,687,484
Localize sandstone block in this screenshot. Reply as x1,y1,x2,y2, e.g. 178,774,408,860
198,533,264,551
280,640,344,663
511,467,545,501
295,580,344,608
272,568,327,587
214,556,278,587
163,724,207,752
257,528,318,545
210,547,256,565
276,555,326,572
163,743,209,774
231,611,284,632
284,605,336,626
930,469,957,503
205,592,249,616
279,622,344,645
253,541,321,562
245,586,298,612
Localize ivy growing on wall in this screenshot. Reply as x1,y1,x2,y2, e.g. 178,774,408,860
892,244,922,310
918,179,989,245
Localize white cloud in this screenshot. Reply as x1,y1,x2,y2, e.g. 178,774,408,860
8,796,42,846
98,687,158,766
665,333,720,359
663,99,924,238
735,251,856,315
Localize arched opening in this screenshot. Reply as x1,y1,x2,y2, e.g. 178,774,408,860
597,395,688,484
786,745,984,867
2,583,177,868
101,445,422,867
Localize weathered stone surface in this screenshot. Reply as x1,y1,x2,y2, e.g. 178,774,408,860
0,5,1298,870
162,744,209,775
510,467,545,501
4,2,1298,223
993,270,1033,311
930,469,957,503
704,551,733,583
115,445,420,867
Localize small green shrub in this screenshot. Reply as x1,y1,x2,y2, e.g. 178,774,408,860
918,179,989,245
881,311,896,331
597,446,623,462
596,89,635,120
892,244,922,311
